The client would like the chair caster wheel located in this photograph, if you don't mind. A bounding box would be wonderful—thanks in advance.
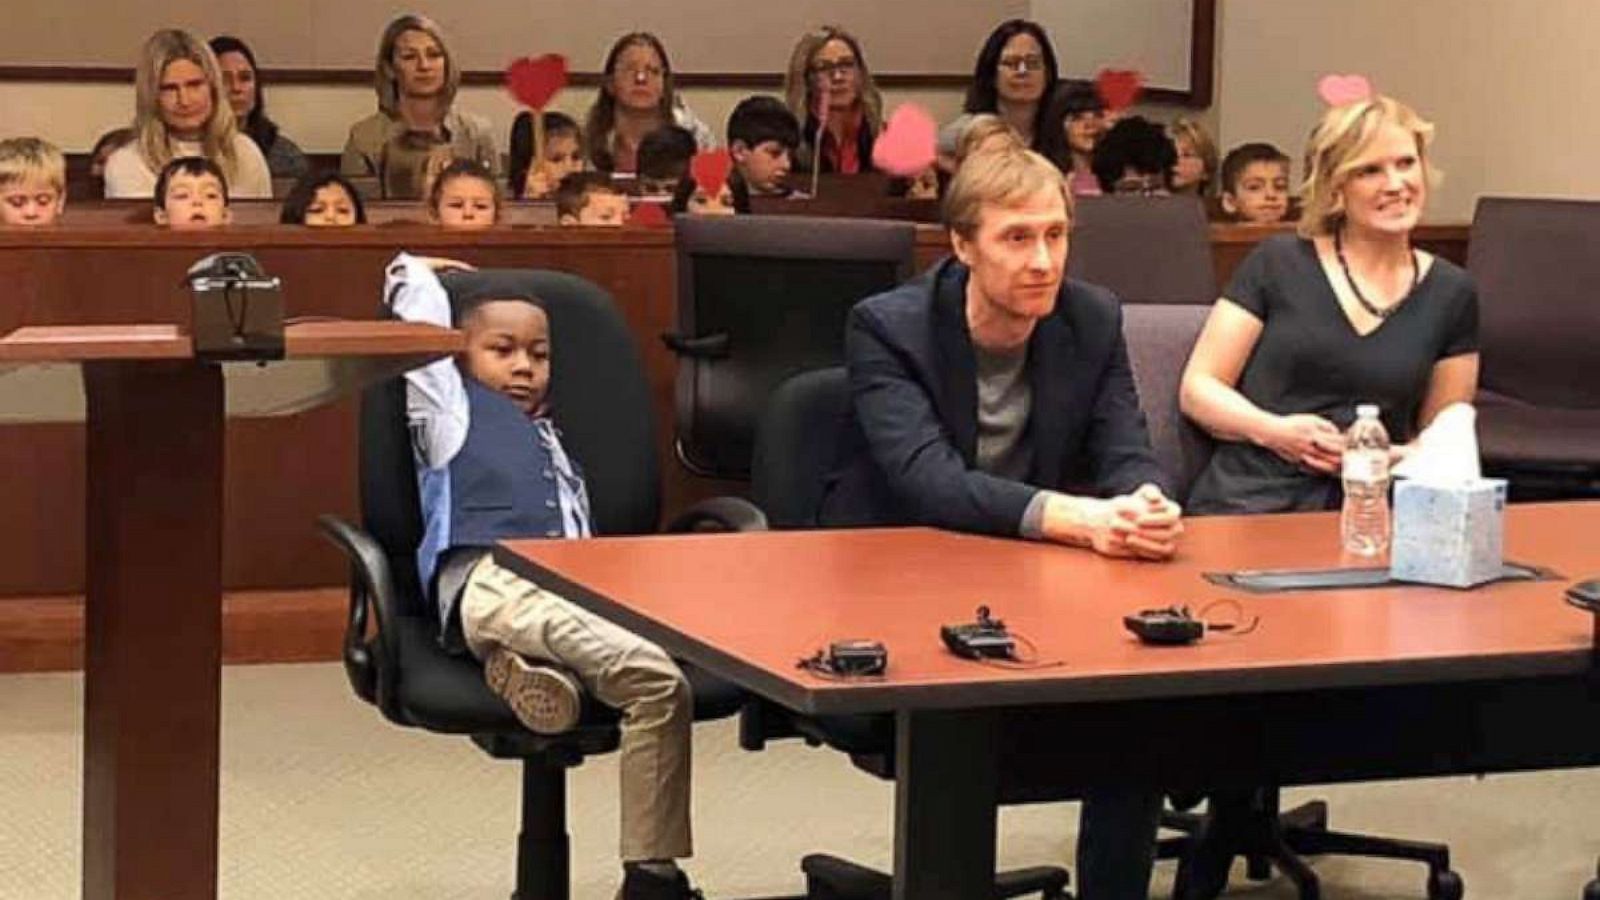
[1428,868,1464,900]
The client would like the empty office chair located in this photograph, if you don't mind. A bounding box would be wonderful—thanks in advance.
[745,366,1071,900]
[1120,306,1462,900]
[1066,195,1217,306]
[665,214,916,480]
[1468,197,1600,492]
[319,269,762,900]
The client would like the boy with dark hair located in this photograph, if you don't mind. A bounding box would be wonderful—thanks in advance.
[726,95,799,196]
[555,171,630,226]
[153,156,231,229]
[635,125,696,196]
[1218,141,1292,224]
[383,252,704,899]
[1089,115,1178,195]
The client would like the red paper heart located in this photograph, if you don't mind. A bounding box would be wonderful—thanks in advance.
[505,54,568,110]
[690,149,733,197]
[1317,73,1373,107]
[628,201,669,227]
[870,104,937,177]
[1095,69,1144,112]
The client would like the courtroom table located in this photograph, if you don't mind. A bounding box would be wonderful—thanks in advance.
[0,320,460,900]
[0,221,1469,660]
[497,503,1600,900]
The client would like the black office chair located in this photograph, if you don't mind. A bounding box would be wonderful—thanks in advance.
[318,268,763,900]
[664,214,917,480]
[1066,195,1217,307]
[1118,305,1463,900]
[745,366,1071,900]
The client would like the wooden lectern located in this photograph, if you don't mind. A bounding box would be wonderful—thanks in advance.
[0,321,460,900]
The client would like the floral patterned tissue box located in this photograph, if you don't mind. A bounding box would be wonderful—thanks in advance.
[1390,478,1508,588]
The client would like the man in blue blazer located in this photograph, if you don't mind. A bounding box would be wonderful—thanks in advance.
[820,146,1185,898]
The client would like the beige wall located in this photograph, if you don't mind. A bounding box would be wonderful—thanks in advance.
[1215,0,1600,222]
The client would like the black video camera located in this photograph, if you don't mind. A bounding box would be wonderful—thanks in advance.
[941,605,1016,660]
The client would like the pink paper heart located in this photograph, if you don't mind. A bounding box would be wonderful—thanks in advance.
[628,201,669,227]
[690,149,733,196]
[1095,69,1144,112]
[505,54,568,110]
[1317,74,1373,107]
[870,104,937,177]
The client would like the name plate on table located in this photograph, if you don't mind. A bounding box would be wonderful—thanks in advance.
[1390,478,1508,588]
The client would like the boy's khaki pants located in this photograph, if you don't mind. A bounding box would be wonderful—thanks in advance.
[460,557,693,862]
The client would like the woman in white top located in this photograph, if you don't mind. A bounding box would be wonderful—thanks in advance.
[103,29,272,200]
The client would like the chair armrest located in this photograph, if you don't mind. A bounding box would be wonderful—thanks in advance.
[316,514,409,725]
[664,495,769,533]
[660,331,730,358]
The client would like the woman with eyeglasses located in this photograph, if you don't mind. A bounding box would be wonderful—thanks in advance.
[959,19,1061,151]
[784,25,884,175]
[584,32,717,175]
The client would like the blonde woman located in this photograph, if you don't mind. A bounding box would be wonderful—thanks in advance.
[1167,117,1218,197]
[1180,95,1479,515]
[784,26,884,174]
[341,14,498,200]
[102,29,272,199]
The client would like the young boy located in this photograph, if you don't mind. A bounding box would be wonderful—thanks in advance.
[635,125,696,196]
[513,110,585,199]
[1219,142,1292,224]
[725,95,798,197]
[0,137,67,227]
[555,171,629,226]
[384,253,703,899]
[153,157,231,229]
[427,158,499,230]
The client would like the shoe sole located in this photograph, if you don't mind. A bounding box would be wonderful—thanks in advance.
[484,649,583,735]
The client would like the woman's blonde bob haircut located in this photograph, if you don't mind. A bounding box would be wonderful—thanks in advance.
[132,29,240,179]
[943,146,1072,239]
[374,14,460,116]
[782,25,884,132]
[1298,94,1438,238]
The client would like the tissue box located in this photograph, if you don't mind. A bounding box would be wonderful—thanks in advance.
[1389,478,1508,588]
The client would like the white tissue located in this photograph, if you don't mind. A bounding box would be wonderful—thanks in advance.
[1392,402,1481,483]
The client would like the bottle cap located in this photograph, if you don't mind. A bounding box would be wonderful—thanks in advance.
[1356,403,1379,419]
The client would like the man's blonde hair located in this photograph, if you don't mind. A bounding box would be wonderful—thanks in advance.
[133,30,241,180]
[0,137,66,193]
[943,147,1071,238]
[1298,95,1437,238]
[954,114,1025,167]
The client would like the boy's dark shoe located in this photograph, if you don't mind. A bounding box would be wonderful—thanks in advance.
[619,863,705,900]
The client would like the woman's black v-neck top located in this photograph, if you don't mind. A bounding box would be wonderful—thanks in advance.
[1185,234,1479,515]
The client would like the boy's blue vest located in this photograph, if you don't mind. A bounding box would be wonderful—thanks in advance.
[417,378,576,599]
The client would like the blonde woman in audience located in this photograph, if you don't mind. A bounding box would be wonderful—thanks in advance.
[584,32,717,174]
[342,14,498,200]
[1168,117,1218,197]
[1182,95,1479,516]
[0,138,67,227]
[103,29,272,200]
[785,25,884,175]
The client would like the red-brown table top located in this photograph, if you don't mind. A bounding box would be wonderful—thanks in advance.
[500,502,1600,715]
[0,320,459,362]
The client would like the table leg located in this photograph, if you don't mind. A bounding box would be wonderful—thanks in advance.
[892,708,999,900]
[81,361,224,900]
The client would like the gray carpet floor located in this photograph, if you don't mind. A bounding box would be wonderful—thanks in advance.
[0,663,1594,899]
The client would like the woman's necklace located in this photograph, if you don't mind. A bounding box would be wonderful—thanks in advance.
[1335,228,1420,320]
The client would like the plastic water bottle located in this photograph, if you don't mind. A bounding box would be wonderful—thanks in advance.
[1341,404,1391,556]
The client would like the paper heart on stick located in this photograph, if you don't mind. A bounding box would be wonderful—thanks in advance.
[1317,73,1374,107]
[505,54,568,110]
[1095,69,1144,112]
[870,104,937,177]
[629,201,669,227]
[690,149,733,196]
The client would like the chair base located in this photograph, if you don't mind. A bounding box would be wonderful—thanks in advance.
[800,853,1071,899]
[1169,793,1462,900]
[511,755,573,900]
